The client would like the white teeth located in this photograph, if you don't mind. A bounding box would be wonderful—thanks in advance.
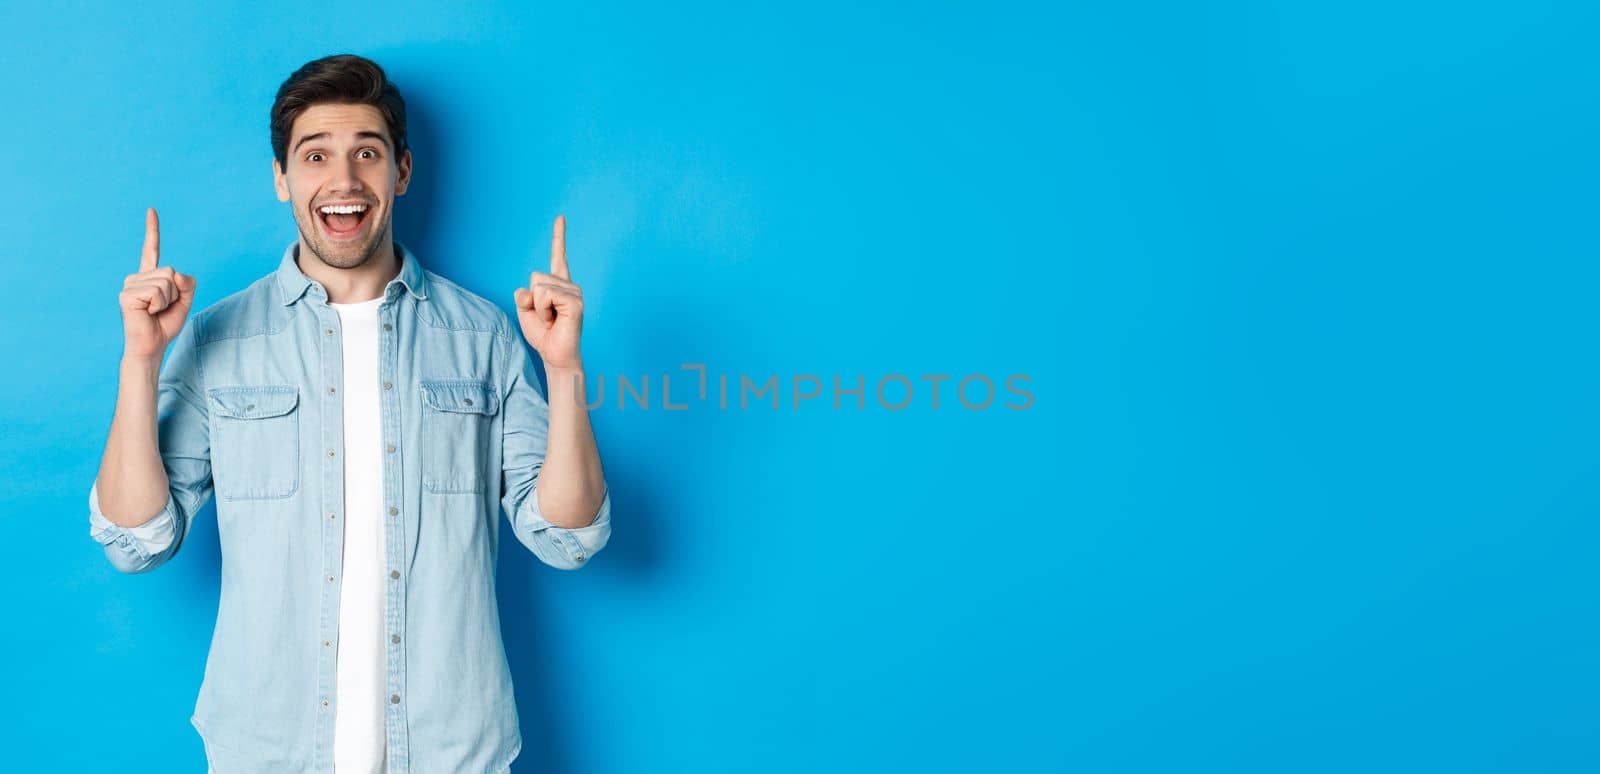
[318,204,369,215]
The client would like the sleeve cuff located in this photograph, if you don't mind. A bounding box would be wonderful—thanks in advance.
[517,486,612,569]
[89,481,179,563]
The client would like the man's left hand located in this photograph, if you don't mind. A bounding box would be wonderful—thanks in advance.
[514,214,585,371]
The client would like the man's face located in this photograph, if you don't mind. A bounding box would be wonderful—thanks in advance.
[273,103,411,270]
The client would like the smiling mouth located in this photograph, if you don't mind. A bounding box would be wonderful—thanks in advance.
[316,202,373,240]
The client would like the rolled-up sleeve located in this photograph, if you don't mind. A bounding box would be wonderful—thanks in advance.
[512,484,612,570]
[497,315,612,571]
[87,322,213,574]
[88,482,180,573]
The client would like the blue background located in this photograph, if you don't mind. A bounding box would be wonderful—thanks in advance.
[2,1,1596,771]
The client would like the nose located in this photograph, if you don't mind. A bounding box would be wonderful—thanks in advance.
[329,156,366,196]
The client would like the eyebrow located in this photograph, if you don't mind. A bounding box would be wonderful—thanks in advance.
[292,130,392,154]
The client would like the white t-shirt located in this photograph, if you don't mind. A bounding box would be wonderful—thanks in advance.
[329,295,387,773]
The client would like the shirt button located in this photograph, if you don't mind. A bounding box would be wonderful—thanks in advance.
[326,574,335,582]
[327,449,336,457]
[384,323,393,331]
[328,511,336,519]
[386,443,396,453]
[321,698,329,707]
[391,634,401,644]
[389,570,400,580]
[323,639,331,647]
[390,694,401,704]
[383,381,393,390]
[328,386,336,394]
[463,397,474,405]
[388,506,399,516]
[575,554,586,561]
[325,329,334,336]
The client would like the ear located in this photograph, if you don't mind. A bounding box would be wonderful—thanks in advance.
[395,149,412,196]
[273,158,290,202]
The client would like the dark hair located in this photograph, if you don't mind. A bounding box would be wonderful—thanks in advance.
[270,54,408,169]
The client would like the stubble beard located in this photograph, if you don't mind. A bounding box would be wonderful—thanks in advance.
[297,204,390,270]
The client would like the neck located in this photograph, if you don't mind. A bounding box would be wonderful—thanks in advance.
[295,234,400,303]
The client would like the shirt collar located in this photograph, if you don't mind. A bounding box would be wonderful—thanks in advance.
[274,240,430,306]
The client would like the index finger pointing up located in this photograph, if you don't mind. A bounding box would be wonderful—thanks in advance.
[550,214,569,280]
[141,207,160,271]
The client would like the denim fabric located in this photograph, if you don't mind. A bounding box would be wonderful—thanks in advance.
[87,240,612,773]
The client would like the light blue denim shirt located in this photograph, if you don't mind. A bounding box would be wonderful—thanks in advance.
[87,240,612,773]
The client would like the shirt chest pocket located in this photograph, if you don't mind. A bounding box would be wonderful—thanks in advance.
[208,385,301,501]
[420,379,499,494]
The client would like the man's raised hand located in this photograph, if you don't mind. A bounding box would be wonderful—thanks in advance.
[513,214,586,371]
[120,207,198,361]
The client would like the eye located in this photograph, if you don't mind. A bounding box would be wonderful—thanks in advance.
[306,152,325,163]
[358,148,378,160]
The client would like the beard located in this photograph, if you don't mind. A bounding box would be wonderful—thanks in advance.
[294,202,390,270]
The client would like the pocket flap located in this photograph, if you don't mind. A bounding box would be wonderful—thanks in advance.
[421,379,498,415]
[209,385,300,419]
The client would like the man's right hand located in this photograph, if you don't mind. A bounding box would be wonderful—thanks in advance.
[120,207,197,361]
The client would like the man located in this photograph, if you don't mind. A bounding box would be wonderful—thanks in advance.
[88,54,611,773]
